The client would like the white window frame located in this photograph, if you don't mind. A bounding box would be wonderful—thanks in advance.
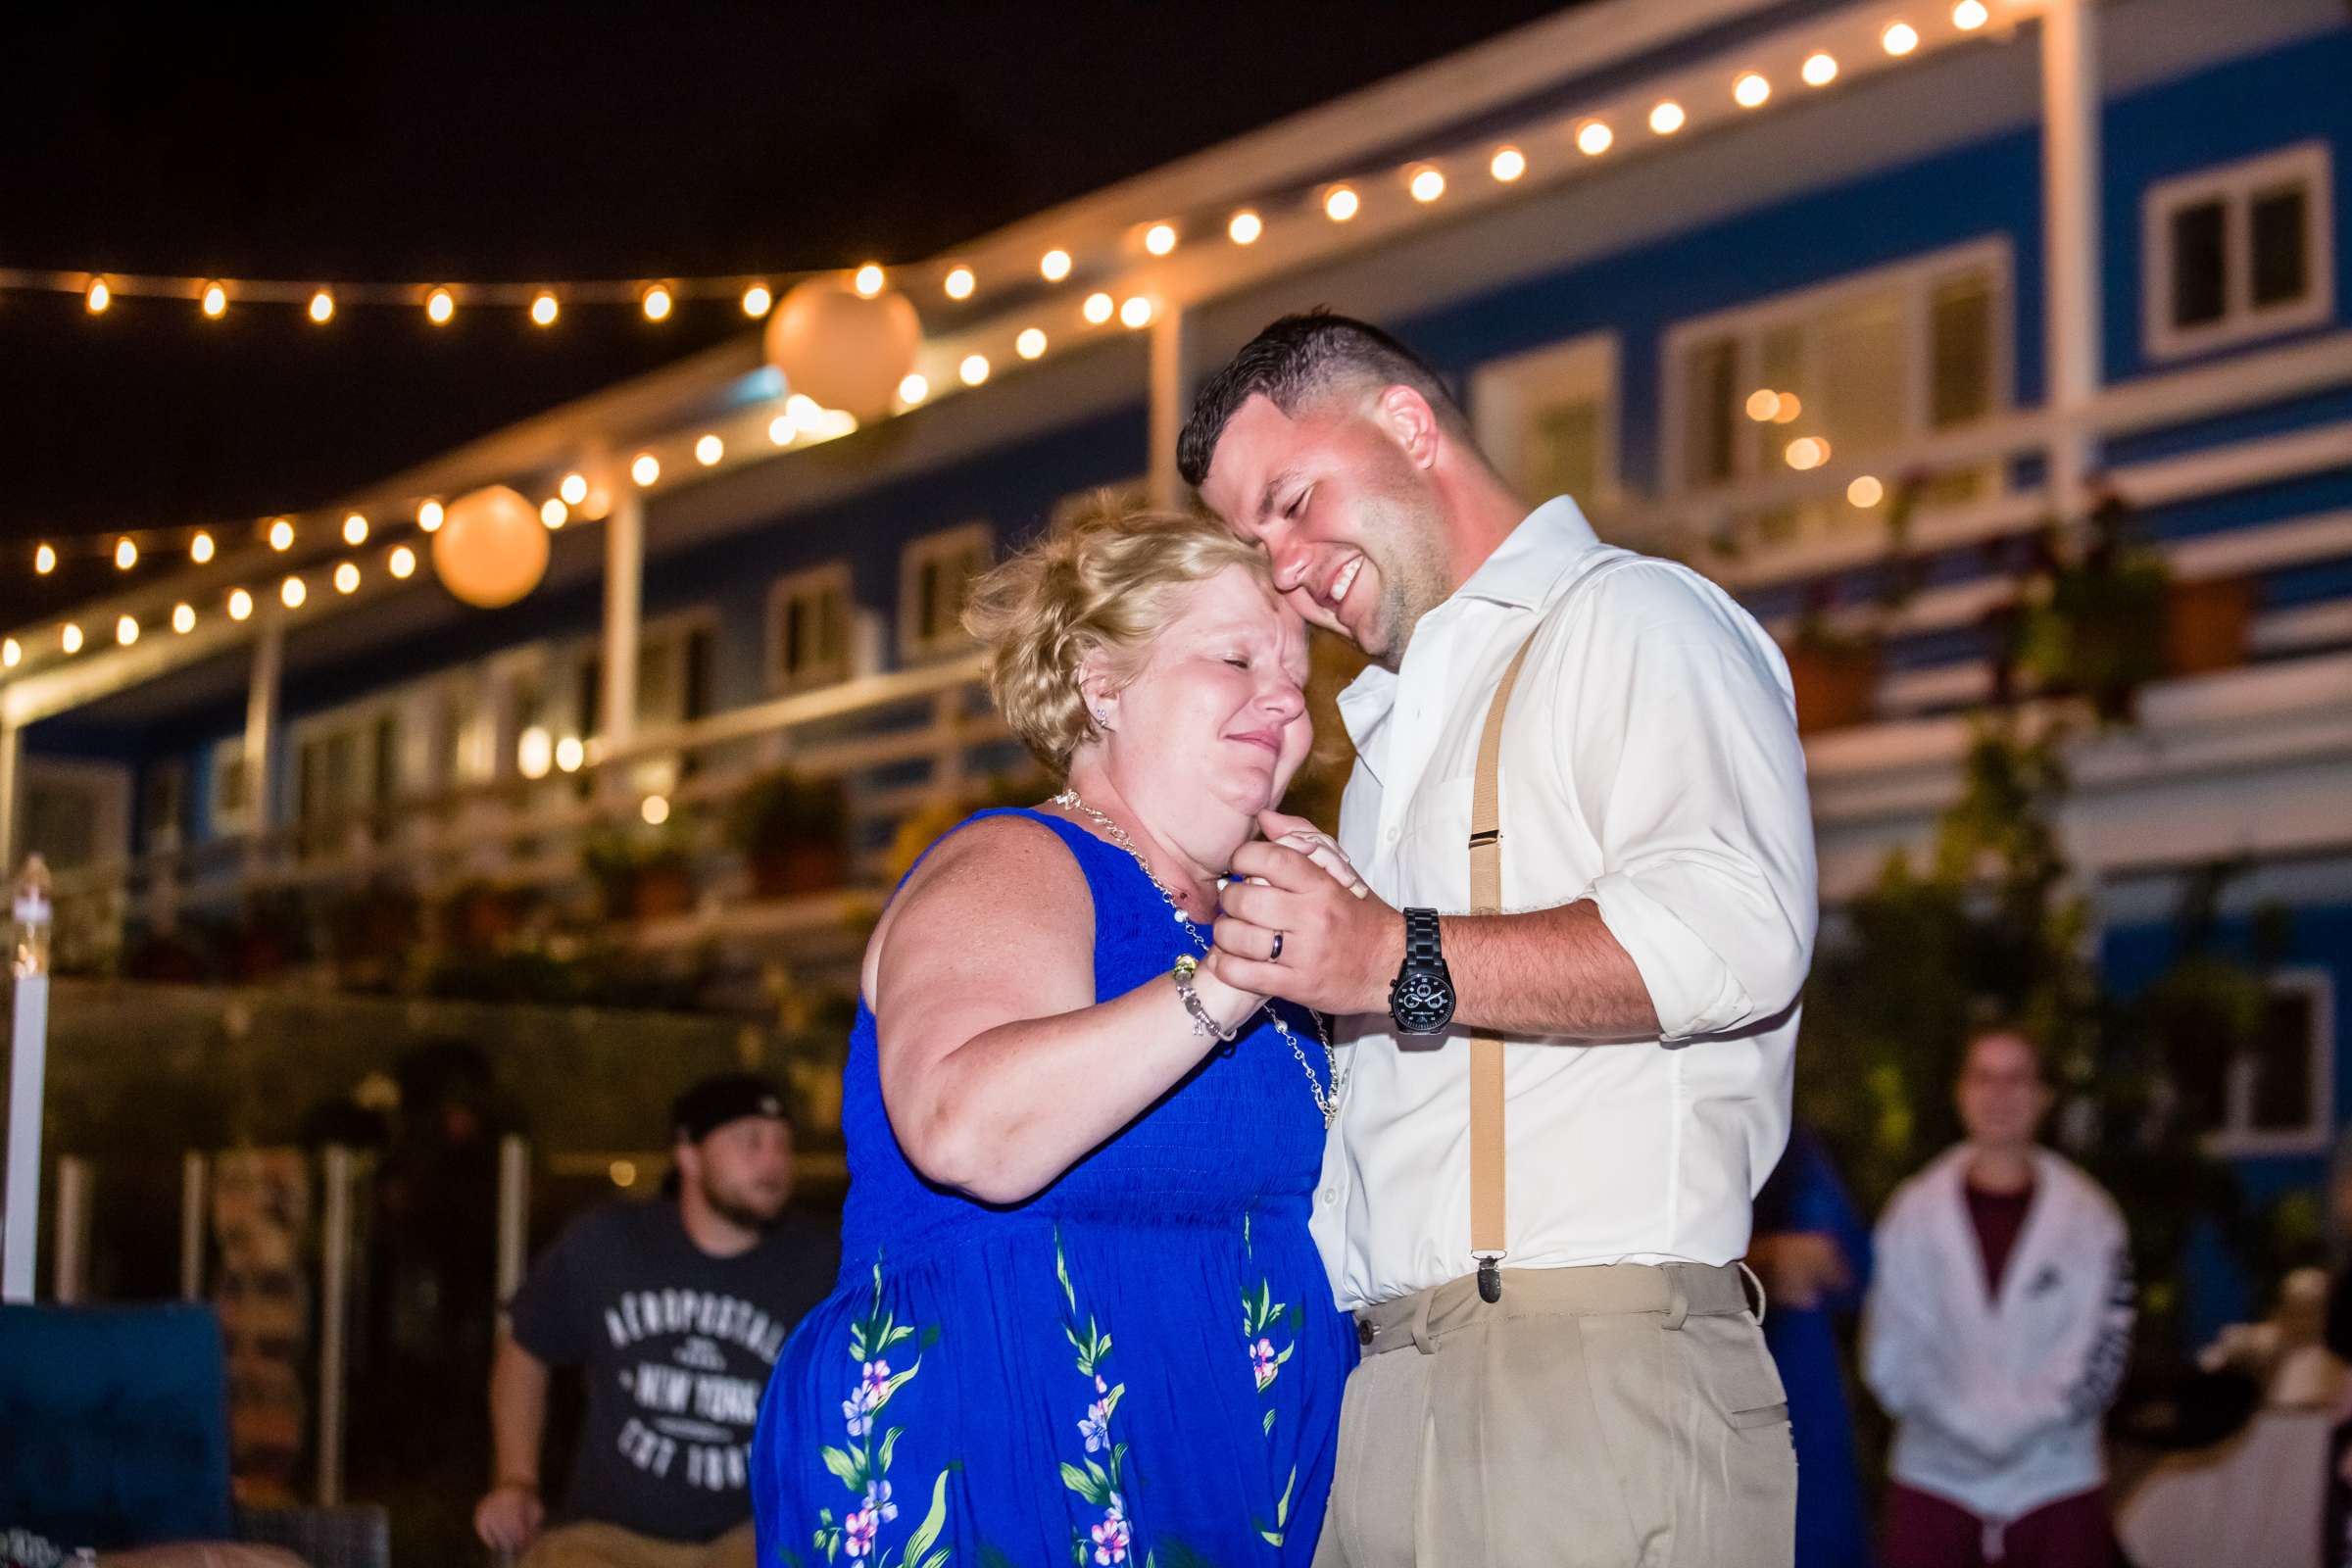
[765,561,857,696]
[19,757,131,871]
[288,694,407,845]
[2144,141,2334,363]
[899,521,994,663]
[2204,966,2335,1158]
[1472,331,1621,514]
[1660,236,2014,497]
[208,737,255,836]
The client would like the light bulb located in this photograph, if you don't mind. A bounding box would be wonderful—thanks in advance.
[1323,185,1359,222]
[1802,51,1838,86]
[899,374,929,406]
[191,530,216,564]
[85,278,111,314]
[1144,223,1177,256]
[768,413,797,445]
[1883,21,1920,54]
[116,614,139,646]
[556,736,584,772]
[269,519,295,551]
[1577,121,1613,156]
[641,795,670,825]
[1016,327,1047,360]
[1227,209,1263,244]
[1746,389,1783,421]
[854,264,886,298]
[172,603,196,634]
[425,288,455,324]
[34,543,56,574]
[309,289,335,323]
[62,623,82,654]
[517,727,552,780]
[1650,101,1687,135]
[1040,249,1072,281]
[389,545,416,578]
[1490,146,1527,181]
[541,498,568,528]
[227,589,254,621]
[695,434,724,466]
[530,291,559,326]
[641,285,672,321]
[281,575,307,608]
[943,266,975,301]
[334,561,361,594]
[417,500,444,531]
[1953,0,1989,29]
[741,283,773,317]
[631,454,661,486]
[1409,167,1446,203]
[959,354,990,387]
[1847,475,1886,508]
[1734,72,1771,108]
[115,537,138,570]
[1119,296,1153,328]
[1,639,16,668]
[342,513,368,546]
[1083,292,1113,324]
[560,472,588,506]
[201,283,227,318]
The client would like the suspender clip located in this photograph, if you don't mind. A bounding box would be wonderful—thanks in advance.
[1475,1252,1504,1303]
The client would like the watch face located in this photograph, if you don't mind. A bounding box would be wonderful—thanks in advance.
[1392,969,1455,1032]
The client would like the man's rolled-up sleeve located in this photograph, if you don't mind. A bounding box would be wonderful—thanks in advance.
[1557,568,1818,1042]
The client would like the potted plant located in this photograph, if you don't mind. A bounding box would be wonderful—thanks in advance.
[1784,580,1883,734]
[582,820,698,921]
[728,768,852,898]
[2011,493,2171,723]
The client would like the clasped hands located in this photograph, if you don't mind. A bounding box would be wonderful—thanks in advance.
[1207,809,1403,1018]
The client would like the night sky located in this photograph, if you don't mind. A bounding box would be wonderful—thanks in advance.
[1,3,1570,623]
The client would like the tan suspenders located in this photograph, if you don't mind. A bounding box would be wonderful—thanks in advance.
[1468,632,1539,1303]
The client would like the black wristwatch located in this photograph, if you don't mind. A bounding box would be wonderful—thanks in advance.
[1388,907,1457,1034]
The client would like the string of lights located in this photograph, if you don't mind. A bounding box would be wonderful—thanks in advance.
[4,0,2003,676]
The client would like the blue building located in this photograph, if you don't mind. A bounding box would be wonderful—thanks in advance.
[5,0,2346,1247]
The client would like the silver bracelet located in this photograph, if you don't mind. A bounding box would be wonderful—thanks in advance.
[1172,966,1240,1042]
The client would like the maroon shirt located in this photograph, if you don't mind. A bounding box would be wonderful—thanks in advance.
[1965,1177,2035,1301]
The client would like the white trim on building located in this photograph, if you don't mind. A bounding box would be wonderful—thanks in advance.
[2143,139,2335,363]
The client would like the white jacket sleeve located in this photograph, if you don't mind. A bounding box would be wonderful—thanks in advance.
[1563,568,1817,1043]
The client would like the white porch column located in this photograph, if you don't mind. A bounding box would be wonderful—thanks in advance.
[241,613,284,871]
[1148,306,1199,510]
[2040,0,2102,518]
[0,721,19,872]
[600,489,644,797]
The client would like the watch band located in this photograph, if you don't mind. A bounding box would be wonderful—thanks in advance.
[1401,907,1444,967]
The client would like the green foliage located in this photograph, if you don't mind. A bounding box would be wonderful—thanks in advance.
[2009,496,2173,723]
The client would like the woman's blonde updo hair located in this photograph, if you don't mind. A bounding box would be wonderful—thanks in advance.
[962,493,1276,772]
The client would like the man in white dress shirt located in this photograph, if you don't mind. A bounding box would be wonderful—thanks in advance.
[1182,313,1815,1566]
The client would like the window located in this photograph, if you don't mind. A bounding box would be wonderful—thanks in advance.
[208,739,252,836]
[1664,241,2010,527]
[2199,969,2334,1155]
[291,700,405,855]
[1473,333,1619,520]
[767,563,855,694]
[141,760,187,854]
[900,522,993,662]
[2145,142,2333,361]
[19,760,129,872]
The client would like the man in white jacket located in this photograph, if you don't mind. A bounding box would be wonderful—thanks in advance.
[1864,1025,2133,1567]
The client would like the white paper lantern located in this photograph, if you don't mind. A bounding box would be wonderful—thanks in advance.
[433,484,549,609]
[763,275,922,421]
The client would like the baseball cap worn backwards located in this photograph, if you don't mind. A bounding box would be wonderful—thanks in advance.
[671,1072,789,1144]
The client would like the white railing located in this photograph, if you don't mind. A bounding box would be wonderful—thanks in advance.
[42,331,2352,956]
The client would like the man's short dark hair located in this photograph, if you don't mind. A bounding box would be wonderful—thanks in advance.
[1176,311,1469,490]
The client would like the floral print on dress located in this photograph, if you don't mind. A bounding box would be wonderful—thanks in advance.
[1243,1212,1304,1548]
[794,1256,956,1568]
[1054,1229,1159,1568]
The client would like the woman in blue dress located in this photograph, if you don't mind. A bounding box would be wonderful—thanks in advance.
[754,500,1356,1567]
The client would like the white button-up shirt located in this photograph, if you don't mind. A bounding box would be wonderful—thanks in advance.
[1313,497,1817,1312]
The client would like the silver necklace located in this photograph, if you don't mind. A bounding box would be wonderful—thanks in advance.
[1052,790,1345,1127]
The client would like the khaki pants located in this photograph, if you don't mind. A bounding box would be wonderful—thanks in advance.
[522,1520,756,1568]
[1312,1262,1794,1568]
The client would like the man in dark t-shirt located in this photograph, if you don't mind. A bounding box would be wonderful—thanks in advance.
[474,1074,835,1568]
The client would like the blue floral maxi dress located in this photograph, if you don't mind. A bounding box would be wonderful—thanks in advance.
[753,810,1352,1568]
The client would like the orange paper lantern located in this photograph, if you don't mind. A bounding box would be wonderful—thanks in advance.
[433,485,549,609]
[763,275,922,421]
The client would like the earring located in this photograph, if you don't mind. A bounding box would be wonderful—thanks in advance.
[1093,706,1110,726]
